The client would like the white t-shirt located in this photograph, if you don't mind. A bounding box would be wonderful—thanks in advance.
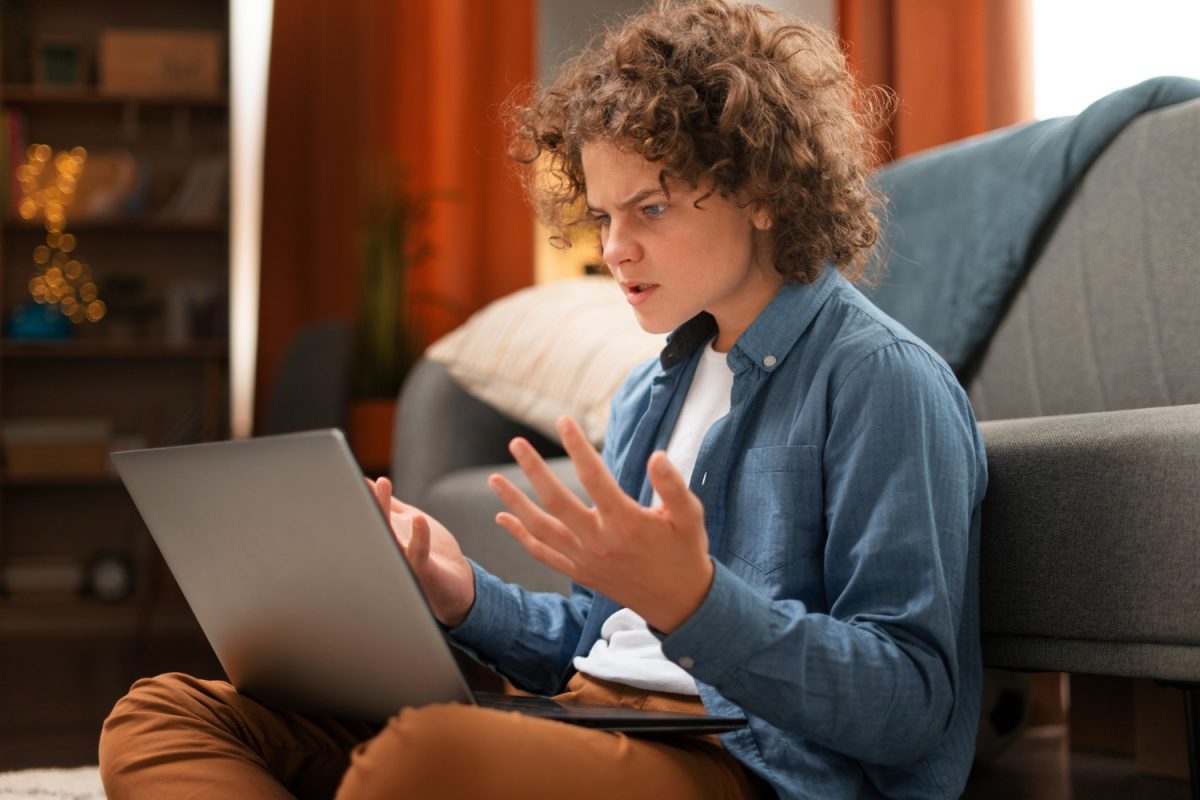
[572,341,733,695]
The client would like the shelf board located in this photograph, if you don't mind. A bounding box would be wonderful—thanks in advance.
[1,84,228,108]
[1,473,123,488]
[0,596,198,639]
[1,340,228,359]
[2,216,227,234]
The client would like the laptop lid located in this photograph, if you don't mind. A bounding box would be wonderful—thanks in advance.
[112,430,474,722]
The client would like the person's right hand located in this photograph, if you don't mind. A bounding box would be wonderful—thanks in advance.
[367,477,476,628]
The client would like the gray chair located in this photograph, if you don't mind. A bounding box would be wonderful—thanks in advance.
[263,319,355,436]
[392,98,1200,790]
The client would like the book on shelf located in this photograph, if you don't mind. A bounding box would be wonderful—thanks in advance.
[160,153,227,223]
[0,417,113,479]
[1,557,86,596]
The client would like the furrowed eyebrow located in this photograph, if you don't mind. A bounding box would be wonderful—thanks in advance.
[586,187,665,215]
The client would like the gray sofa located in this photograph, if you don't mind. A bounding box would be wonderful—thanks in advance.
[392,98,1200,786]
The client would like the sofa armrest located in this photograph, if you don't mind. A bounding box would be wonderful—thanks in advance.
[391,358,566,504]
[979,403,1200,681]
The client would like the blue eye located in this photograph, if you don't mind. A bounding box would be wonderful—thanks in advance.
[643,203,666,218]
[594,214,611,226]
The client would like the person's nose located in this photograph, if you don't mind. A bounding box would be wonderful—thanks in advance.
[602,219,642,268]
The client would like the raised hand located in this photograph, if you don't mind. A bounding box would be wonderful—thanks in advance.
[367,477,476,628]
[488,417,714,634]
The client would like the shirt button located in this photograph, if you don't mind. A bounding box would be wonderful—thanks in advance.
[678,656,695,669]
[763,355,777,368]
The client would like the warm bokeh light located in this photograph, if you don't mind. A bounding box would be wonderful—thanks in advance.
[17,143,105,322]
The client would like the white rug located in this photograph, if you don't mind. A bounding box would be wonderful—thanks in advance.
[0,767,104,800]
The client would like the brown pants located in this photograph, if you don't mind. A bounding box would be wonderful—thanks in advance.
[98,671,760,799]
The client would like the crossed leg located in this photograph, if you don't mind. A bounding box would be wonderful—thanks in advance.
[99,672,758,799]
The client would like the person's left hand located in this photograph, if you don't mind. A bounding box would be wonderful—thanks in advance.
[487,416,714,634]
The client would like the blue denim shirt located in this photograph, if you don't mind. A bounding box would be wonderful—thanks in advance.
[452,268,986,799]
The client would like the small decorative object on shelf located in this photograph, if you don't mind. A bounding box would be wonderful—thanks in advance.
[33,36,86,89]
[84,551,136,603]
[4,301,72,340]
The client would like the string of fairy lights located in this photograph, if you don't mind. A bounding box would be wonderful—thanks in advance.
[16,144,107,324]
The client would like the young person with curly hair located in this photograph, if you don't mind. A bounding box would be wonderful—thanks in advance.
[99,2,986,797]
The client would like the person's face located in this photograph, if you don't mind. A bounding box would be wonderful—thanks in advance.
[581,142,782,352]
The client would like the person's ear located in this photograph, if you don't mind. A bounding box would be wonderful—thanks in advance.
[750,203,773,231]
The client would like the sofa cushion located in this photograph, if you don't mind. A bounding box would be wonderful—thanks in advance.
[426,277,665,446]
[978,403,1200,681]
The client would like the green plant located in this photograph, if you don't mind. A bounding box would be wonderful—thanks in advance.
[352,169,432,399]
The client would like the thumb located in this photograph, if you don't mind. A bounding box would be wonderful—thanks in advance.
[409,514,432,567]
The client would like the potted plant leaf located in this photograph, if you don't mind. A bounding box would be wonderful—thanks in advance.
[349,167,432,471]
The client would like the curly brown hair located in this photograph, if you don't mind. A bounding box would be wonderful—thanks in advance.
[509,0,888,283]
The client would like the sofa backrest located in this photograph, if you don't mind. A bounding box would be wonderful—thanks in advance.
[968,99,1200,420]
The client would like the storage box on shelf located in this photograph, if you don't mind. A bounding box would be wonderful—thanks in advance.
[97,29,223,98]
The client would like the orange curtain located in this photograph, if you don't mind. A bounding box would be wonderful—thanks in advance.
[839,0,1034,161]
[255,0,535,428]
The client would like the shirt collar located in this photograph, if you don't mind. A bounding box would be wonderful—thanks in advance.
[659,267,841,373]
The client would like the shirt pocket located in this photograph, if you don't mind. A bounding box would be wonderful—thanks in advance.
[724,444,823,576]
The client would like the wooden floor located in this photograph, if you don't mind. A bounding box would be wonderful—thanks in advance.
[964,725,1191,799]
[0,635,1193,798]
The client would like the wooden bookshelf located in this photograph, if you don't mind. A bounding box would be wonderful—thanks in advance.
[1,0,231,642]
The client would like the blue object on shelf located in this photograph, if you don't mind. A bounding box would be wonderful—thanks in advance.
[5,302,74,340]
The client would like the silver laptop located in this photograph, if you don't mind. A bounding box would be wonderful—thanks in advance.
[111,430,745,733]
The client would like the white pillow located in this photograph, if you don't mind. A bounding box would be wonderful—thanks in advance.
[425,277,666,446]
